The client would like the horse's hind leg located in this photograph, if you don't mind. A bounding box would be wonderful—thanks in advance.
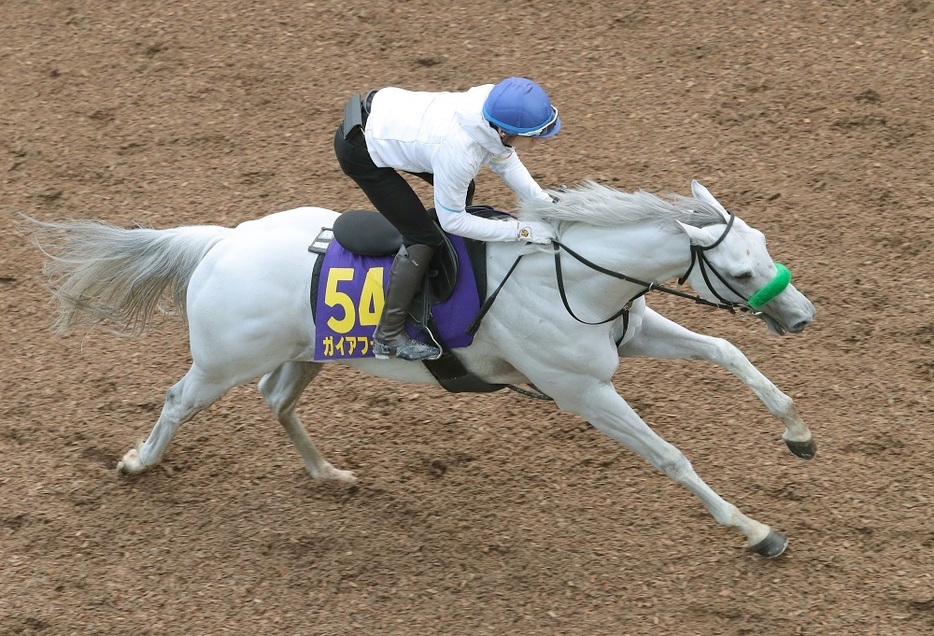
[619,307,816,459]
[258,361,356,482]
[117,367,230,474]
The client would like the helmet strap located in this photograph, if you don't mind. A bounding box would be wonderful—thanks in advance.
[486,120,516,147]
[496,128,516,147]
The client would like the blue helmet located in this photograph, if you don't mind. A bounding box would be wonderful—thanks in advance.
[482,77,561,138]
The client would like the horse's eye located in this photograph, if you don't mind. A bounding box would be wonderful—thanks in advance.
[733,271,754,280]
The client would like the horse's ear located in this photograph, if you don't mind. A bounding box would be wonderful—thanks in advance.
[677,220,719,246]
[691,180,730,218]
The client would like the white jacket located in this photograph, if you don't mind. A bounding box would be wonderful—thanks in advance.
[364,85,553,242]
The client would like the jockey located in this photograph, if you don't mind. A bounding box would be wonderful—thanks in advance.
[334,76,561,361]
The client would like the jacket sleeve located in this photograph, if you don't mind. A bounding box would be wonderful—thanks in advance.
[432,146,523,242]
[435,207,521,242]
[489,152,553,203]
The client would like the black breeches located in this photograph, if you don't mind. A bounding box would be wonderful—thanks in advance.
[333,126,474,248]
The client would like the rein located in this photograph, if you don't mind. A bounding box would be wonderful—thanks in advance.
[465,253,525,335]
[552,240,742,325]
[468,210,790,334]
[554,210,800,326]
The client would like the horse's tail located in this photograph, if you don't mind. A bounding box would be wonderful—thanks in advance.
[28,217,231,335]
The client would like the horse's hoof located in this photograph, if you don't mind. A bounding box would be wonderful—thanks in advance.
[785,438,817,460]
[329,468,357,483]
[313,463,357,483]
[116,448,143,475]
[750,530,788,558]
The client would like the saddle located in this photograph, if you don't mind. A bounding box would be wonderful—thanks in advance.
[331,209,460,323]
[310,207,506,393]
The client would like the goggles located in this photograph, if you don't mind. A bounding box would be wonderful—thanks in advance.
[514,106,559,137]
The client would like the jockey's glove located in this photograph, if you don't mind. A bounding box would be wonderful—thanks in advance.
[515,220,555,244]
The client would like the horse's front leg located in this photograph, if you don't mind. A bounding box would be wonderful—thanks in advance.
[618,306,815,459]
[549,379,788,557]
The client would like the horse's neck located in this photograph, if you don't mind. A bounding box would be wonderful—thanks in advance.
[553,222,690,310]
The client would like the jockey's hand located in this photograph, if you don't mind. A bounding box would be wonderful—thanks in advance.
[515,220,555,244]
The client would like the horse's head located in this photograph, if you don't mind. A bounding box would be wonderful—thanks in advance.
[676,181,815,335]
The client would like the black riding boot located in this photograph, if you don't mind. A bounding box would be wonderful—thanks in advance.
[372,244,442,361]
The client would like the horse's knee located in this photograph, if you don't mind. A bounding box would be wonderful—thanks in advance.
[658,451,693,481]
[258,363,319,417]
[259,379,290,417]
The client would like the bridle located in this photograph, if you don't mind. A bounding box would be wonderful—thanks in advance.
[676,211,755,309]
[553,210,764,326]
[467,210,789,335]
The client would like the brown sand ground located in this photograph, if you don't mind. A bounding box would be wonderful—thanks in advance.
[1,1,932,634]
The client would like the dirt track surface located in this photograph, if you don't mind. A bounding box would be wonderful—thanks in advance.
[2,1,932,634]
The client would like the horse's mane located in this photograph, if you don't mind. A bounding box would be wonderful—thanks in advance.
[518,181,726,231]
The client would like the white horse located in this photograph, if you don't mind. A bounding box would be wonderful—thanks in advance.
[30,180,816,558]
